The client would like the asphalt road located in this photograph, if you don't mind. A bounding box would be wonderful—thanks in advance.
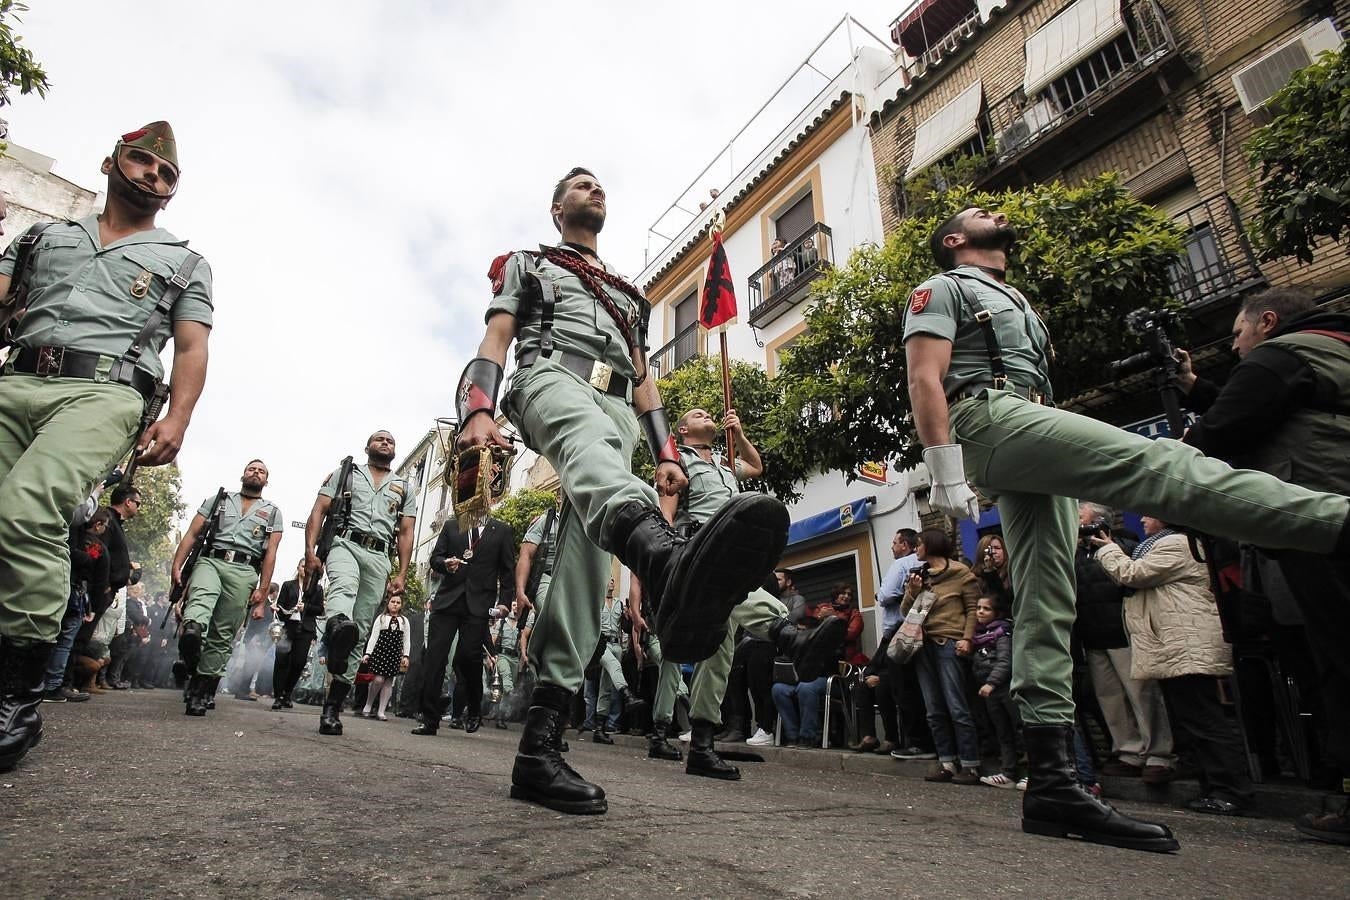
[3,691,1347,899]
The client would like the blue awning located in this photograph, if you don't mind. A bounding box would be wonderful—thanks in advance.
[787,496,874,546]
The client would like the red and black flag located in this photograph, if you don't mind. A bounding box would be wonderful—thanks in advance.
[699,231,737,330]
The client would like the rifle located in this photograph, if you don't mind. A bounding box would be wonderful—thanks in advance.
[308,456,355,590]
[162,486,227,629]
[121,382,170,487]
[524,505,558,603]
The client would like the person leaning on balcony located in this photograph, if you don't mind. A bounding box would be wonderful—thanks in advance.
[1177,286,1350,846]
[769,237,797,294]
[902,205,1350,854]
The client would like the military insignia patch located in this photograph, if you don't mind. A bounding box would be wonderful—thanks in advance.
[388,500,398,515]
[909,288,932,314]
[131,270,153,299]
[488,253,511,296]
[252,524,263,539]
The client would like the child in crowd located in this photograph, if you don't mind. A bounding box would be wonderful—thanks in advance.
[971,594,1021,787]
[360,594,411,721]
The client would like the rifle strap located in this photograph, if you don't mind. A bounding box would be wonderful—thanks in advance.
[108,251,201,389]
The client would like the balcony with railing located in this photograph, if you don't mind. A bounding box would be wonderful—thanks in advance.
[747,223,834,328]
[982,0,1187,185]
[891,0,980,72]
[650,323,701,379]
[1168,193,1266,314]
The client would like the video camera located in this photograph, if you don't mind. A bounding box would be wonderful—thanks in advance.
[1078,518,1108,542]
[1108,307,1184,380]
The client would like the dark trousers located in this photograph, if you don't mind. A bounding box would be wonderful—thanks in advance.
[718,639,751,729]
[742,639,777,733]
[983,683,1023,773]
[1160,674,1254,805]
[420,603,488,724]
[272,620,314,698]
[857,664,901,744]
[1277,552,1350,775]
[895,659,934,751]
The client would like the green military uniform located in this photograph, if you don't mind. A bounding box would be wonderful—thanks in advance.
[0,215,213,644]
[490,615,520,697]
[645,636,689,730]
[522,509,559,623]
[319,464,416,683]
[902,265,1350,727]
[595,596,634,722]
[670,445,788,726]
[491,245,654,694]
[183,493,283,677]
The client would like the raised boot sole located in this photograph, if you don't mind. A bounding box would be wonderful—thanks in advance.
[509,784,608,815]
[657,494,789,663]
[1022,816,1180,853]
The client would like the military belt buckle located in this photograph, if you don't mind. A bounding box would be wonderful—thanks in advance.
[992,374,1008,390]
[589,361,613,392]
[36,346,66,376]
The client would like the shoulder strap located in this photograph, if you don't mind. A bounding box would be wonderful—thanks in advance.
[2,223,56,303]
[109,251,201,385]
[516,252,558,359]
[942,273,1008,389]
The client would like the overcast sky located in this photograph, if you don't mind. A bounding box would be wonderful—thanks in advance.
[4,1,894,568]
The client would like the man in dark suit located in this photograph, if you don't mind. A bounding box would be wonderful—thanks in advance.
[412,514,515,735]
[271,561,325,710]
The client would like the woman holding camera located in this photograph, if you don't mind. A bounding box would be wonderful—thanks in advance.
[972,534,1013,606]
[901,529,983,784]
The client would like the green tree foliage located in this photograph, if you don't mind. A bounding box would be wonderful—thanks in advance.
[106,464,187,597]
[397,568,428,613]
[0,1,49,107]
[632,356,801,501]
[494,487,559,545]
[769,175,1184,479]
[1244,45,1350,263]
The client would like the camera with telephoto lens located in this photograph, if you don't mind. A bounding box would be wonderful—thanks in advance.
[1109,307,1183,380]
[1079,519,1108,541]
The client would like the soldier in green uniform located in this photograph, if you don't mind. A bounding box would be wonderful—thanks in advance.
[635,407,846,779]
[303,431,416,736]
[636,631,689,761]
[487,608,521,729]
[455,167,789,815]
[514,505,559,663]
[903,206,1350,853]
[591,586,646,743]
[173,460,284,715]
[0,122,213,772]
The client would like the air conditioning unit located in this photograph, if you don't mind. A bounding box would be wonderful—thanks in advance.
[1232,18,1342,114]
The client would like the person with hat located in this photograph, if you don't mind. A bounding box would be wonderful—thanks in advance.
[303,431,416,736]
[173,461,284,715]
[0,122,213,772]
[455,167,790,815]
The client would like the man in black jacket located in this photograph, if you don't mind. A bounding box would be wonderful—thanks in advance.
[1074,503,1173,783]
[412,514,516,735]
[271,562,324,710]
[1179,286,1350,845]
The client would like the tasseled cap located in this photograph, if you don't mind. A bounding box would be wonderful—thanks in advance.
[117,121,178,170]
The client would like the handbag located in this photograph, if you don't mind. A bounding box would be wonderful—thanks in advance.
[887,590,937,664]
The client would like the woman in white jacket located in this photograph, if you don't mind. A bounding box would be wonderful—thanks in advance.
[1092,516,1254,816]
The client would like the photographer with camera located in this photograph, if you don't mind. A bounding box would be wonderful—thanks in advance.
[1177,286,1350,845]
[1074,504,1174,785]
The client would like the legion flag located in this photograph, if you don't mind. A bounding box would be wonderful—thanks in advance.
[699,231,737,330]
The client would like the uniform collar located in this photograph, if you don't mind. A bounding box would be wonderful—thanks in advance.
[547,241,612,274]
[75,215,186,251]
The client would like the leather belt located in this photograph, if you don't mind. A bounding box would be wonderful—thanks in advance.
[342,529,390,553]
[948,382,1054,407]
[6,346,159,402]
[519,349,631,399]
[207,548,262,570]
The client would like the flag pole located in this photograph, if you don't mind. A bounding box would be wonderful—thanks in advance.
[710,211,736,473]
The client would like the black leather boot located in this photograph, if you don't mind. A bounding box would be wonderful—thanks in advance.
[270,693,285,711]
[769,615,847,682]
[686,719,740,780]
[184,675,206,716]
[510,684,607,814]
[1022,725,1179,852]
[592,725,614,744]
[319,680,350,735]
[178,621,203,676]
[609,494,788,664]
[648,730,683,761]
[619,686,647,721]
[715,714,747,743]
[323,616,359,676]
[0,639,55,773]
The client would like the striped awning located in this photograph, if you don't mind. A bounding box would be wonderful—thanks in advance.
[906,80,984,177]
[1023,0,1126,96]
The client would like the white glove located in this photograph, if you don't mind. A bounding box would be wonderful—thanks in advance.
[923,444,981,523]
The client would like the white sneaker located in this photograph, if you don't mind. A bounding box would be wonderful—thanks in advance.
[1015,777,1028,791]
[746,728,773,747]
[679,730,692,743]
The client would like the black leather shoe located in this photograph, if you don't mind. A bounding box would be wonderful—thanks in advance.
[184,674,212,717]
[464,716,482,734]
[648,733,683,761]
[685,719,741,780]
[0,639,55,773]
[410,722,439,737]
[271,696,285,711]
[447,716,465,730]
[281,695,294,709]
[592,728,614,744]
[323,616,359,676]
[1188,796,1248,816]
[510,684,607,815]
[618,687,647,721]
[1021,725,1179,852]
[319,681,350,735]
[610,494,788,664]
[770,615,847,683]
[495,718,508,729]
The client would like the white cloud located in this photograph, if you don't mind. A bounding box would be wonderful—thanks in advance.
[4,0,892,567]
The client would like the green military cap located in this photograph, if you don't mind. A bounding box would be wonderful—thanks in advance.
[118,121,178,171]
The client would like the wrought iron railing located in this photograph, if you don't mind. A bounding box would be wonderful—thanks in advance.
[650,323,701,378]
[1168,193,1266,308]
[747,223,834,327]
[987,0,1177,164]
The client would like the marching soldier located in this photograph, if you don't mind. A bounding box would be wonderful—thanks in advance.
[636,408,846,779]
[591,581,646,743]
[902,206,1350,852]
[304,431,416,736]
[455,168,789,814]
[0,122,213,771]
[173,460,284,715]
